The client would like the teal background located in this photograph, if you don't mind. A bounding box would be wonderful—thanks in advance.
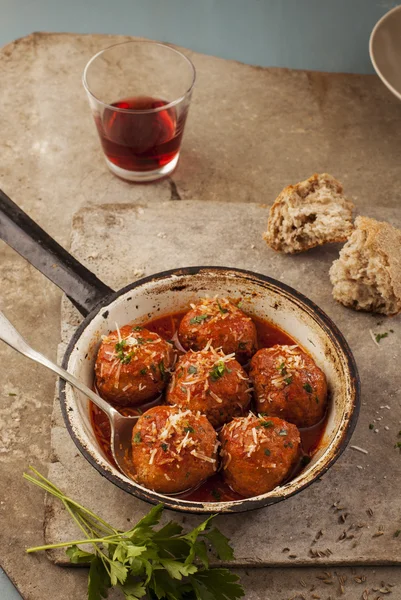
[0,0,398,73]
[0,0,398,598]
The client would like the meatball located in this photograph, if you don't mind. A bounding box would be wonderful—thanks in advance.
[166,345,251,428]
[95,324,176,406]
[250,345,327,428]
[178,297,257,362]
[219,413,300,497]
[131,405,218,494]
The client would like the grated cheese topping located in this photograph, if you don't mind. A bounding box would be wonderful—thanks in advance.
[171,345,250,407]
[137,409,217,467]
[221,412,286,461]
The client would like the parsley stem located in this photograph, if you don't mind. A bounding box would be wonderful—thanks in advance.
[24,469,117,535]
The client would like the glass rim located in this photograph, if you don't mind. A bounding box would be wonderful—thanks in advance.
[82,40,196,114]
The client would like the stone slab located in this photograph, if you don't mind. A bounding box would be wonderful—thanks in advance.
[45,200,401,569]
[1,31,401,600]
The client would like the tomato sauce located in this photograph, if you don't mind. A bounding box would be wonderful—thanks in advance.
[90,310,327,502]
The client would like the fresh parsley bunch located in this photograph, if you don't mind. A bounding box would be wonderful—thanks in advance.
[24,468,244,600]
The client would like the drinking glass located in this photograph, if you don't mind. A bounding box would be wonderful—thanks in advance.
[83,41,196,182]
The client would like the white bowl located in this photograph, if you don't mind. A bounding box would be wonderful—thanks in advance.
[370,4,401,100]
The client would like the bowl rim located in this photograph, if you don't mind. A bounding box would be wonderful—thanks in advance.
[369,3,401,101]
[59,265,360,514]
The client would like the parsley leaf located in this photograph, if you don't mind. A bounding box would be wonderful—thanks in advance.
[205,527,234,560]
[375,332,389,343]
[303,383,313,393]
[188,365,198,375]
[209,362,228,381]
[189,314,209,325]
[216,300,229,315]
[24,468,244,600]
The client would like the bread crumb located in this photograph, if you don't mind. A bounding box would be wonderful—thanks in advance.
[263,173,354,254]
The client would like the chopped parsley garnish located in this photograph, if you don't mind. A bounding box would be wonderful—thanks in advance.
[260,420,274,428]
[375,332,389,343]
[284,377,292,385]
[140,368,147,375]
[284,441,294,449]
[120,353,133,365]
[277,362,287,376]
[184,426,195,433]
[394,530,401,538]
[189,314,209,325]
[8,392,17,396]
[303,383,313,393]
[278,429,288,436]
[210,362,228,381]
[115,339,127,361]
[217,300,229,315]
[132,325,142,331]
[211,489,221,501]
[264,448,271,456]
[188,365,198,375]
[369,423,374,430]
[238,341,247,350]
[395,441,401,450]
[315,396,319,404]
[180,385,187,394]
[161,443,168,452]
[133,432,141,443]
[159,361,166,381]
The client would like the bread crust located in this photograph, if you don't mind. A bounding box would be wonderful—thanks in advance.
[330,216,401,316]
[263,173,354,254]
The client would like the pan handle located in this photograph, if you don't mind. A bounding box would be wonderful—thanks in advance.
[0,189,115,317]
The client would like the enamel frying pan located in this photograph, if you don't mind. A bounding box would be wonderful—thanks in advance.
[0,189,360,514]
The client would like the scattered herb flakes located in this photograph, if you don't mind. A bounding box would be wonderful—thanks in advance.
[188,365,198,375]
[264,448,271,456]
[369,423,374,430]
[161,443,168,452]
[238,341,247,350]
[139,368,147,376]
[217,300,229,315]
[8,392,17,396]
[190,314,209,325]
[210,362,228,381]
[375,332,389,343]
[180,385,187,394]
[284,376,292,385]
[278,429,288,436]
[24,468,244,600]
[395,441,401,451]
[184,426,195,434]
[303,383,313,393]
[132,325,142,331]
[394,530,401,538]
[133,432,141,443]
[260,420,274,429]
[284,441,294,449]
[158,361,166,381]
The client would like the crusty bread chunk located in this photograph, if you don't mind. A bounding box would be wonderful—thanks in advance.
[329,216,401,316]
[263,173,354,253]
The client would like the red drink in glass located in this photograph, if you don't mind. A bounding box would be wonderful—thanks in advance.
[83,41,195,182]
[96,96,185,172]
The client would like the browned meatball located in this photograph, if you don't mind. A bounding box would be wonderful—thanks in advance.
[95,324,176,407]
[178,297,257,362]
[166,346,251,428]
[219,413,300,497]
[131,405,218,494]
[250,345,327,428]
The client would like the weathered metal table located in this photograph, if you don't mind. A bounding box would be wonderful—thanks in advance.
[0,33,400,600]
